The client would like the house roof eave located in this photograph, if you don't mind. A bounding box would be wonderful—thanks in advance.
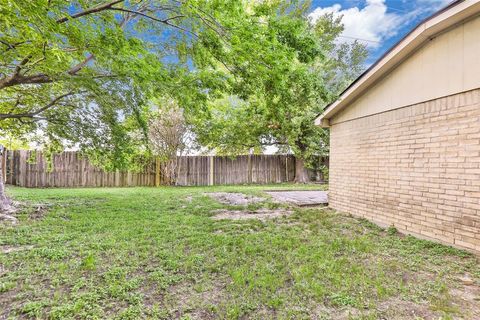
[315,0,480,127]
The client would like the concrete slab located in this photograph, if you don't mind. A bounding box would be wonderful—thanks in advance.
[265,190,328,207]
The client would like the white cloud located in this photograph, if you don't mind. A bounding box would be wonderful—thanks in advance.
[309,0,441,48]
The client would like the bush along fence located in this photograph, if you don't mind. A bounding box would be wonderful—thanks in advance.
[1,150,327,188]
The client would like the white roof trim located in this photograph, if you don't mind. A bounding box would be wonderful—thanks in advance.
[315,0,480,127]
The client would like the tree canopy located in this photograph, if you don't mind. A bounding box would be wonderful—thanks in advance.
[186,8,367,181]
[1,0,258,167]
[1,0,366,179]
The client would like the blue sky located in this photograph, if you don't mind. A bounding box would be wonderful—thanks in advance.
[308,0,452,65]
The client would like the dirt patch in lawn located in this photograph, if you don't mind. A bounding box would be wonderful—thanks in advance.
[206,192,265,205]
[165,279,229,319]
[375,298,441,319]
[313,300,440,320]
[449,280,480,319]
[212,208,293,221]
[0,245,34,254]
[27,203,52,220]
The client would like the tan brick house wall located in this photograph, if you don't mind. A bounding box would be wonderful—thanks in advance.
[329,88,480,252]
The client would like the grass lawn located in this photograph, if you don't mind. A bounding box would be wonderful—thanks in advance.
[1,185,479,319]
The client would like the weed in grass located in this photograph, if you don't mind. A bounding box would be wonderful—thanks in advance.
[387,225,398,236]
[81,253,96,270]
[330,292,357,307]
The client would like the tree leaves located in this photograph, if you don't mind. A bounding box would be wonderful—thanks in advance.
[0,0,234,168]
[187,4,367,167]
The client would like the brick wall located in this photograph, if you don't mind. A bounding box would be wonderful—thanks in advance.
[329,88,480,253]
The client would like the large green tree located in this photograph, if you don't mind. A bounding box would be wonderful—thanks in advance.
[188,9,367,182]
[0,0,239,154]
[0,0,275,211]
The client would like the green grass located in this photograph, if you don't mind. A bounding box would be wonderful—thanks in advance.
[1,185,479,319]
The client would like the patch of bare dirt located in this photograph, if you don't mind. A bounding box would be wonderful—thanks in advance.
[165,279,229,319]
[27,203,52,220]
[206,192,265,205]
[313,306,363,320]
[376,298,441,319]
[0,245,34,254]
[211,208,293,221]
[373,274,480,319]
[449,278,480,319]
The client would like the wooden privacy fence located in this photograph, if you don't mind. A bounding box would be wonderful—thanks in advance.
[2,150,302,188]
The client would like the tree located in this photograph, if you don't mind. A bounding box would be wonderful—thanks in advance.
[148,99,193,185]
[0,0,253,211]
[187,11,367,182]
[0,1,141,210]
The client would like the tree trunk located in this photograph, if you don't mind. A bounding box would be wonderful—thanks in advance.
[0,153,17,224]
[0,150,11,212]
[294,157,309,184]
[0,177,11,212]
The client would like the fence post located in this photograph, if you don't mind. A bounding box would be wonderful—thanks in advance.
[247,154,252,184]
[0,145,5,183]
[285,156,288,182]
[155,157,161,187]
[209,156,214,186]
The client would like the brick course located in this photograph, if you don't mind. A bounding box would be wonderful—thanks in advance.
[329,88,480,253]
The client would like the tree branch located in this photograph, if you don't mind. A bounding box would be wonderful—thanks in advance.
[14,55,32,75]
[0,40,15,50]
[30,91,78,115]
[56,0,124,23]
[172,0,227,38]
[0,0,205,90]
[0,40,27,52]
[0,91,80,120]
[68,54,95,75]
[108,7,195,37]
[0,73,51,90]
